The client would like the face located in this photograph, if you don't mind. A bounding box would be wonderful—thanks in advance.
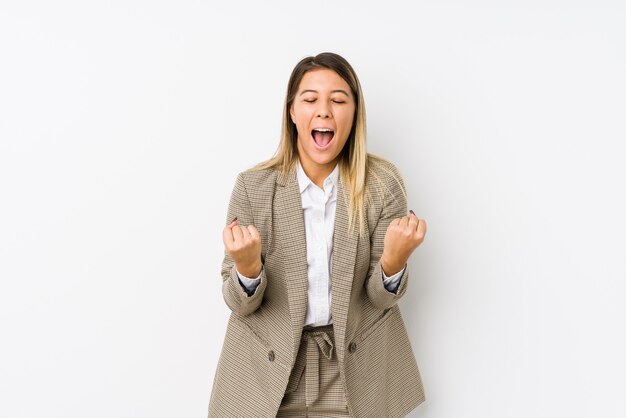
[289,68,356,177]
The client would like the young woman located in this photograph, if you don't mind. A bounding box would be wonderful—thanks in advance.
[208,52,427,417]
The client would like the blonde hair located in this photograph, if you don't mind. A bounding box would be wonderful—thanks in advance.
[254,52,403,237]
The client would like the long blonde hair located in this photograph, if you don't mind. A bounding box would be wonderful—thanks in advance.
[254,52,390,237]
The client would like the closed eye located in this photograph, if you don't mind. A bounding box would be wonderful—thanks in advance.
[303,99,346,104]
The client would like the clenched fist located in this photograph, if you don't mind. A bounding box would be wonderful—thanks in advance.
[380,211,427,276]
[223,217,262,277]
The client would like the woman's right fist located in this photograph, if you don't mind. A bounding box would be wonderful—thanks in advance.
[222,217,262,277]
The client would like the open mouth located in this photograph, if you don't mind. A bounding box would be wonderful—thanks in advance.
[311,128,335,149]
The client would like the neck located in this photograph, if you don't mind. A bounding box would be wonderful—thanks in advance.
[299,157,338,189]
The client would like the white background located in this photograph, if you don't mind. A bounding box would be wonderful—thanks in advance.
[1,1,625,417]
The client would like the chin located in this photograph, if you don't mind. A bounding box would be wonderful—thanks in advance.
[311,150,340,165]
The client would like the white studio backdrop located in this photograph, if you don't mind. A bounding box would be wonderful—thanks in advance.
[1,1,625,417]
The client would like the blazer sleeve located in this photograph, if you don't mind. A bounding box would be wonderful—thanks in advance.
[364,164,411,309]
[220,172,267,316]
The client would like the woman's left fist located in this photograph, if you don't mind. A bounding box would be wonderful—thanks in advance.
[380,211,427,276]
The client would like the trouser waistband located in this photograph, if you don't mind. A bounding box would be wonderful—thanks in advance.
[302,323,334,333]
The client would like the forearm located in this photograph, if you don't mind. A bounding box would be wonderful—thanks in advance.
[222,260,266,316]
[366,259,409,309]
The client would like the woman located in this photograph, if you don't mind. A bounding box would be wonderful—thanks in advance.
[208,52,427,417]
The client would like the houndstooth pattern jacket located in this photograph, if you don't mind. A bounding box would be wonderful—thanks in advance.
[208,155,426,417]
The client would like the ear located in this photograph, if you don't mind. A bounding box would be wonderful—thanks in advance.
[289,105,295,124]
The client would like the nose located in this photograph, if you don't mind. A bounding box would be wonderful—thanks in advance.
[316,102,331,118]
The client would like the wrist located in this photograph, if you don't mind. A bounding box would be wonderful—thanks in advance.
[236,259,262,278]
[380,254,404,277]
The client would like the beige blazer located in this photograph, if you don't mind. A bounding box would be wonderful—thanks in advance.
[208,156,425,417]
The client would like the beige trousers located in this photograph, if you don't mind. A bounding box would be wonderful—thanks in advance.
[277,324,350,417]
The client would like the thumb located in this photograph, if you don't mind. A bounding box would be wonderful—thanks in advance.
[408,210,419,230]
[247,224,260,240]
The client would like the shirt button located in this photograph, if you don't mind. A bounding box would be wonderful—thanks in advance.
[268,350,275,362]
[349,342,357,353]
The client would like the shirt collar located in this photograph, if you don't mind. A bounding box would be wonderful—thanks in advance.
[296,159,339,194]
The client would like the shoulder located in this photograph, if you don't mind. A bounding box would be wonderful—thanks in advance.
[230,165,280,201]
[237,165,279,186]
[365,153,407,198]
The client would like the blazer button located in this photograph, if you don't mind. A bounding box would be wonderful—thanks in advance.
[349,342,357,353]
[268,350,275,362]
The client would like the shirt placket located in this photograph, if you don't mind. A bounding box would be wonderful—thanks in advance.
[312,185,330,324]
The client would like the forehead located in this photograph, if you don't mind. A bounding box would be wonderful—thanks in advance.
[297,68,351,94]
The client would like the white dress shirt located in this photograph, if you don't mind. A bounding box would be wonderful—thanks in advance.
[237,160,405,327]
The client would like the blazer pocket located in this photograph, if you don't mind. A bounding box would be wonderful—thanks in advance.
[233,314,268,345]
[358,306,395,343]
[231,314,287,369]
[346,306,398,370]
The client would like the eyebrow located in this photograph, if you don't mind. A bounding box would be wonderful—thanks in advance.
[299,89,350,97]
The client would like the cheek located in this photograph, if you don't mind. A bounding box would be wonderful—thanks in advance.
[294,111,311,130]
[340,114,355,136]
[296,125,311,143]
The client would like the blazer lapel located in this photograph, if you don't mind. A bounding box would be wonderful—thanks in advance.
[330,175,358,363]
[275,165,309,354]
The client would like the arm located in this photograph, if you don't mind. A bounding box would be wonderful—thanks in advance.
[221,172,266,316]
[365,166,411,309]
